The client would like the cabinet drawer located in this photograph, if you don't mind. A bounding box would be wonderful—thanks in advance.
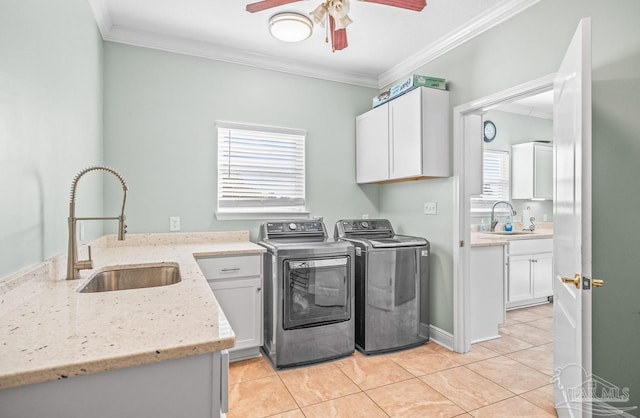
[197,255,261,280]
[508,239,553,256]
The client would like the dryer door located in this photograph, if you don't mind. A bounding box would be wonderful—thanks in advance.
[283,256,351,329]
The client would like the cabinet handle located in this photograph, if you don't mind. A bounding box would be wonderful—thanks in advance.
[256,287,262,292]
[220,267,241,272]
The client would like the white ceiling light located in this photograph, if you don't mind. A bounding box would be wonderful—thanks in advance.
[269,12,313,43]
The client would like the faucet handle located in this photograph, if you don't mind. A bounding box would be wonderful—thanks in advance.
[75,245,94,271]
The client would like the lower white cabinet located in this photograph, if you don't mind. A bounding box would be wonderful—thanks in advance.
[470,245,506,343]
[506,239,553,309]
[197,254,263,361]
[0,351,229,418]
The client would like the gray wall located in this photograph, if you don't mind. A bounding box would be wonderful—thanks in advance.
[482,110,554,224]
[379,0,640,409]
[0,0,104,278]
[102,43,379,241]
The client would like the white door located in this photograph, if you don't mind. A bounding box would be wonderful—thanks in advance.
[552,17,593,418]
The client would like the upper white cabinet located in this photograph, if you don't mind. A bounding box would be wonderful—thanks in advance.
[356,87,450,184]
[511,142,553,199]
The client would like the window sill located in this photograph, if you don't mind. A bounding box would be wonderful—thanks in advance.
[215,209,310,221]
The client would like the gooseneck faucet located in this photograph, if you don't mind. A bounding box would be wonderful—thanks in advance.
[490,201,517,232]
[66,166,128,280]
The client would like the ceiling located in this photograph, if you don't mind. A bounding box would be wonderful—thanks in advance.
[498,90,554,119]
[88,0,539,88]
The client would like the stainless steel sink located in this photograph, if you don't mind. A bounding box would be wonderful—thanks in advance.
[78,263,181,293]
[482,231,535,236]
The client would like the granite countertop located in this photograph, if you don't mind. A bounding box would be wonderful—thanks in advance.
[0,231,265,390]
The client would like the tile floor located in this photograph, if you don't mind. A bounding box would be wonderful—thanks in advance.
[228,303,557,417]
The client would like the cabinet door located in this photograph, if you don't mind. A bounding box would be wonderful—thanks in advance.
[389,88,422,179]
[356,104,389,183]
[534,145,553,199]
[210,278,262,351]
[507,255,533,303]
[532,253,553,298]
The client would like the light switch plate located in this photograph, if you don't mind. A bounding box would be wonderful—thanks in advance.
[169,216,181,231]
[423,202,437,215]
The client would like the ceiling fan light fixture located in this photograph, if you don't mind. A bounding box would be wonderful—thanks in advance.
[269,12,313,42]
[327,0,352,30]
[310,4,328,27]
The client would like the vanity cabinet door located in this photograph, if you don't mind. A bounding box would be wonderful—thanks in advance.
[210,278,262,352]
[532,253,553,298]
[507,255,533,304]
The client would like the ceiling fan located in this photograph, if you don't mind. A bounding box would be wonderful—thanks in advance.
[246,0,427,52]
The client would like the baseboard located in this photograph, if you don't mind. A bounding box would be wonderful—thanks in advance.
[428,324,454,351]
[228,347,261,362]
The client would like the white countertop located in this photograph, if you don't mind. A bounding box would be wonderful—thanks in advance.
[471,225,554,247]
[0,232,265,390]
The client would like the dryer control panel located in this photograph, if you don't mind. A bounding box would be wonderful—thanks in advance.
[261,221,326,239]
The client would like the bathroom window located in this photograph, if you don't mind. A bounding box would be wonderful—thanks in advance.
[216,122,308,220]
[471,150,510,212]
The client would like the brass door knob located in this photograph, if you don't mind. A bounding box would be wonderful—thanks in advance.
[561,274,604,289]
[562,274,582,289]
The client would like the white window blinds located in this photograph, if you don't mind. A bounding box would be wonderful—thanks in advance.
[217,123,306,213]
[471,150,510,211]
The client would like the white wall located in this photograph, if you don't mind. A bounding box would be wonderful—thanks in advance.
[0,0,104,279]
[102,43,379,240]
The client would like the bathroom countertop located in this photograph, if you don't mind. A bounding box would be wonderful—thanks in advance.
[471,223,554,247]
[0,232,265,390]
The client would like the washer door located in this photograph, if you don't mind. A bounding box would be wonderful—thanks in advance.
[283,256,351,329]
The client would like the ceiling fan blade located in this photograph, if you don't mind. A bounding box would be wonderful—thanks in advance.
[329,16,348,51]
[246,0,304,13]
[359,0,426,12]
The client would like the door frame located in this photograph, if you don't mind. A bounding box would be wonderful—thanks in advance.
[452,73,556,353]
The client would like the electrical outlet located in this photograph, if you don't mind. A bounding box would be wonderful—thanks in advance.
[169,216,181,232]
[362,214,370,219]
[423,202,437,215]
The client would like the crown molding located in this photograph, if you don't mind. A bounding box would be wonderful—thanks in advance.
[87,0,112,39]
[88,0,538,90]
[377,0,541,88]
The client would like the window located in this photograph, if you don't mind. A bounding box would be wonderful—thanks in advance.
[216,122,307,220]
[471,150,510,212]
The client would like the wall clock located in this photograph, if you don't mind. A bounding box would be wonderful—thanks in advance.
[484,120,497,143]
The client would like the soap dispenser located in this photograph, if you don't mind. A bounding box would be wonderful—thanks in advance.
[504,215,513,232]
[479,218,487,232]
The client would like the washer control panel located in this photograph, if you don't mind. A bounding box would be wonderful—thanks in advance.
[339,219,393,233]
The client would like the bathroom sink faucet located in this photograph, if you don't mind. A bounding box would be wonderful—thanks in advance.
[490,201,517,232]
[66,166,128,280]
